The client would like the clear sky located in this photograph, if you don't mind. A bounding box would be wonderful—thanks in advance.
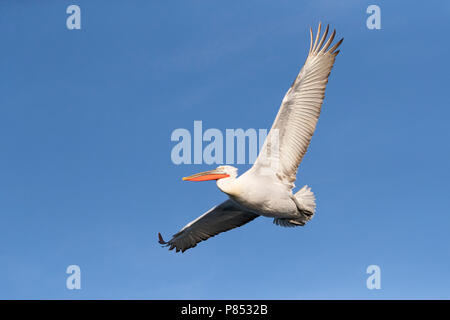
[1,0,450,299]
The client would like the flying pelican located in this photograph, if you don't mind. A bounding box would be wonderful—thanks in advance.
[159,23,343,252]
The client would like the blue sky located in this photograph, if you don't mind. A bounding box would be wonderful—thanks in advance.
[1,0,450,299]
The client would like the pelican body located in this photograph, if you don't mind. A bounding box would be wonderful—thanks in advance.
[159,23,343,252]
[218,167,304,218]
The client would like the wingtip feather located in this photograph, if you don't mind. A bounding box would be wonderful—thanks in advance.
[312,22,322,52]
[309,23,343,56]
[158,232,167,245]
[329,37,344,54]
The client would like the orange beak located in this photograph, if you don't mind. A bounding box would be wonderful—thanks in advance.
[182,169,230,182]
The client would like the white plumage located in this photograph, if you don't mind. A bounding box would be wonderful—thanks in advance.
[159,23,343,252]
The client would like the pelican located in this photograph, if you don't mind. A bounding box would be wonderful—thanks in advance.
[159,23,343,252]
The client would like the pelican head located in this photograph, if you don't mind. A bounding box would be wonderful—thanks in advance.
[182,165,238,195]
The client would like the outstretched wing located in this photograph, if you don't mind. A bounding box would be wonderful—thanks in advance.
[158,200,259,252]
[252,23,343,187]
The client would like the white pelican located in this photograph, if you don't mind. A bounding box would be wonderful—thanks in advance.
[159,23,343,252]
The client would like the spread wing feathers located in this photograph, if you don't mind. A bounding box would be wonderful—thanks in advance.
[252,23,343,186]
[158,200,259,253]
